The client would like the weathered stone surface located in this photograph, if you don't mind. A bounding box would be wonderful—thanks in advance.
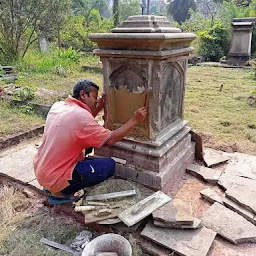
[186,164,222,184]
[225,187,256,214]
[223,194,255,224]
[200,188,223,204]
[218,173,256,192]
[0,144,37,183]
[225,153,256,180]
[154,218,202,229]
[204,148,229,167]
[153,199,193,225]
[141,221,216,256]
[202,203,256,244]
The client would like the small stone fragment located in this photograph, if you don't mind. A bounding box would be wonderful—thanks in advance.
[202,202,256,244]
[187,164,222,184]
[223,194,255,224]
[153,199,193,226]
[95,208,112,217]
[154,218,203,229]
[200,188,223,204]
[204,148,229,167]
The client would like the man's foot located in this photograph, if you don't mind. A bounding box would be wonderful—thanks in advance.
[48,194,82,205]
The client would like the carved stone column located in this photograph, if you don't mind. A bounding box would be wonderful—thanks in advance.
[89,15,196,192]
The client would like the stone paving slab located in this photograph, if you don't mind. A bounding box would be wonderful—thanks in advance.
[224,153,256,180]
[222,194,255,224]
[153,199,194,226]
[141,221,216,256]
[0,144,37,184]
[200,188,223,204]
[204,148,230,167]
[186,164,222,184]
[225,187,256,214]
[202,203,256,244]
[218,173,256,192]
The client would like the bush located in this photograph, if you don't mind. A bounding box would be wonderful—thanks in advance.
[198,22,229,62]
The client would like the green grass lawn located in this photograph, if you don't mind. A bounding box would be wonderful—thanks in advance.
[185,66,256,154]
[1,64,255,154]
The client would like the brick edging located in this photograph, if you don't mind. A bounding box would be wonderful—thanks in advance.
[0,125,44,150]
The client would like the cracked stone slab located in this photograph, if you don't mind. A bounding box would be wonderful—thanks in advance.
[152,199,193,226]
[186,164,222,184]
[224,153,256,180]
[223,194,255,224]
[154,218,203,229]
[141,221,216,256]
[204,148,230,167]
[225,187,256,214]
[200,188,223,204]
[202,202,256,244]
[218,173,256,192]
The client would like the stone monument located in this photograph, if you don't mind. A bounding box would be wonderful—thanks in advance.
[226,18,256,66]
[89,15,196,192]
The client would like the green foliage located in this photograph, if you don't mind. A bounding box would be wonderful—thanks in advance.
[120,0,140,22]
[16,47,81,74]
[61,11,114,51]
[13,87,35,102]
[0,65,4,77]
[198,22,230,61]
[0,0,71,61]
[167,0,196,24]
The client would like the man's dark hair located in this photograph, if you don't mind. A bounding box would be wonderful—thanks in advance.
[72,79,99,99]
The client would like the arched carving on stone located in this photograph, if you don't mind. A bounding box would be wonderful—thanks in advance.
[109,65,147,92]
[160,61,184,128]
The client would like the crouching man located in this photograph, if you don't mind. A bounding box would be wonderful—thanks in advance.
[33,78,147,204]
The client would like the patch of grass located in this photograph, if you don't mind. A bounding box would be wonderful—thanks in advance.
[0,184,82,256]
[185,66,256,154]
[0,100,45,139]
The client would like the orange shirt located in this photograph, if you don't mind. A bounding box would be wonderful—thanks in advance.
[33,97,111,193]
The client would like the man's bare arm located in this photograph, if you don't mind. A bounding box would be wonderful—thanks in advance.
[105,107,147,146]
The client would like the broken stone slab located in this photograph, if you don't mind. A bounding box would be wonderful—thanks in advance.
[204,148,230,167]
[222,194,255,224]
[224,152,256,180]
[202,202,256,244]
[218,173,256,192]
[141,221,216,256]
[225,187,256,214]
[154,218,203,229]
[186,164,222,184]
[152,199,194,226]
[200,188,223,204]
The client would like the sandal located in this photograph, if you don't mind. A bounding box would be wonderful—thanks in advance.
[48,195,83,205]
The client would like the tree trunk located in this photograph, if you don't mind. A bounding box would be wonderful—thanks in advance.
[113,0,120,27]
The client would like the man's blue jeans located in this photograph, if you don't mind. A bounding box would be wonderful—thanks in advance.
[60,158,115,195]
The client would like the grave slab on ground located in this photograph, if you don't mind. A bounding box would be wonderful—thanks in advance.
[141,221,216,256]
[202,202,256,244]
[204,148,230,167]
[186,164,222,184]
[222,194,255,224]
[200,188,223,204]
[0,144,38,184]
[224,152,256,180]
[152,198,193,226]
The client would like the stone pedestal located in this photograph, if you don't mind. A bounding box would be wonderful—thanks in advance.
[89,16,196,192]
[226,18,256,65]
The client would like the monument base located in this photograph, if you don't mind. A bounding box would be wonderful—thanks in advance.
[95,126,195,192]
[222,54,250,66]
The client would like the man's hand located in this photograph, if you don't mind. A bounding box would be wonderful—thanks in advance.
[131,107,147,124]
